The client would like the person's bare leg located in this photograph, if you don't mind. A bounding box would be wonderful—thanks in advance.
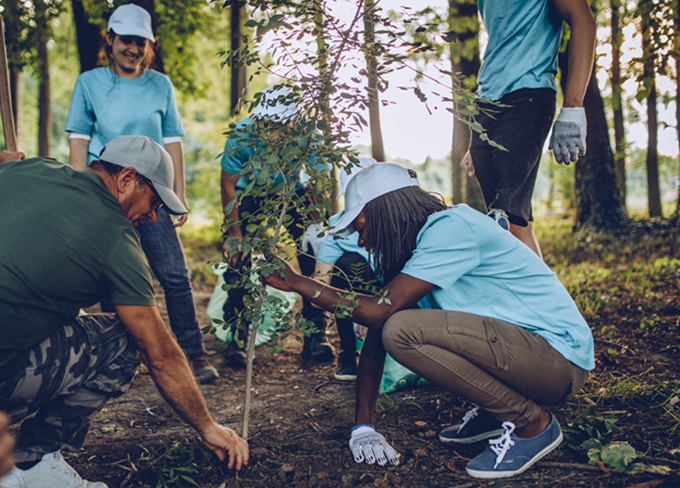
[514,409,551,438]
[510,222,542,259]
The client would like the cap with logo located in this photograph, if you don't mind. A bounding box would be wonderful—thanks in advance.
[108,4,155,42]
[99,135,187,215]
[332,163,420,237]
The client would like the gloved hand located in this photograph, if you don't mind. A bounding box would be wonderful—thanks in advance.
[549,107,587,165]
[349,424,400,466]
[302,223,325,257]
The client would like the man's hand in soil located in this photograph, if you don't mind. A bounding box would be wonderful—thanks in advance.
[199,423,249,471]
[349,425,400,466]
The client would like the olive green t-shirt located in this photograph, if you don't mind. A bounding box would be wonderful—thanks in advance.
[0,157,155,378]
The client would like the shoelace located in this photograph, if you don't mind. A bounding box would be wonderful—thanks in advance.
[456,406,480,433]
[489,421,516,468]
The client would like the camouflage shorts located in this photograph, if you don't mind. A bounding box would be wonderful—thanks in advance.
[0,314,139,463]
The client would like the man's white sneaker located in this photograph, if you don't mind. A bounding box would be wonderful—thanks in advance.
[0,451,107,488]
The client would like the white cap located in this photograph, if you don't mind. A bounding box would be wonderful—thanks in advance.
[332,163,420,237]
[252,86,299,123]
[99,135,187,215]
[338,157,377,198]
[108,4,155,42]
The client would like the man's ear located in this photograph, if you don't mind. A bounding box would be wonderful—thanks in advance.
[115,167,138,193]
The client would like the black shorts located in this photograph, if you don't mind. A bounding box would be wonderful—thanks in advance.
[470,88,556,226]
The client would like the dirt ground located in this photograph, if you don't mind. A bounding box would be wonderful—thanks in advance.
[63,268,680,488]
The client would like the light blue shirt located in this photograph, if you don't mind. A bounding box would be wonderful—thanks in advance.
[221,118,330,191]
[317,211,371,267]
[477,0,562,101]
[401,205,595,371]
[66,68,184,163]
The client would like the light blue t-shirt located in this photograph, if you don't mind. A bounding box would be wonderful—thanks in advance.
[477,0,563,101]
[400,205,595,371]
[221,118,330,191]
[65,67,184,163]
[317,211,371,267]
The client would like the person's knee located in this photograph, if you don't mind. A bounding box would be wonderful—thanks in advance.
[382,310,419,358]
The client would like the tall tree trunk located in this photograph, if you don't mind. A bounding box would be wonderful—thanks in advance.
[363,0,385,162]
[35,1,51,156]
[230,1,246,115]
[674,0,680,216]
[610,0,627,208]
[71,0,101,72]
[4,0,22,147]
[448,0,484,210]
[645,78,662,217]
[575,63,628,230]
[640,4,662,217]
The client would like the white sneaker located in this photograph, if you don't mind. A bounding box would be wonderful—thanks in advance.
[0,451,107,488]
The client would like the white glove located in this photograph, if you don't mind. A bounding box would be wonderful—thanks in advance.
[301,223,325,257]
[549,107,587,165]
[349,425,400,466]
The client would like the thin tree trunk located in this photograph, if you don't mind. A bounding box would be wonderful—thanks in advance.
[449,0,484,210]
[230,1,246,115]
[674,0,680,216]
[610,0,627,208]
[36,1,51,156]
[640,3,662,217]
[363,0,385,162]
[71,0,101,72]
[4,0,21,147]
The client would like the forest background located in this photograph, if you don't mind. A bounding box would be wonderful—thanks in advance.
[1,0,679,229]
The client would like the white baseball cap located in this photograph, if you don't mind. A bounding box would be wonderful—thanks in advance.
[331,163,420,237]
[252,86,299,123]
[99,135,187,215]
[108,4,155,42]
[338,157,377,198]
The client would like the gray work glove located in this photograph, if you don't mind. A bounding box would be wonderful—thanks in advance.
[549,107,587,165]
[301,223,325,257]
[349,424,401,466]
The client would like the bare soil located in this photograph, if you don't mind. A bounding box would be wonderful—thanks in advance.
[65,228,680,488]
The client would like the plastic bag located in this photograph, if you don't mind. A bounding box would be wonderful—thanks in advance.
[355,337,429,394]
[207,264,297,347]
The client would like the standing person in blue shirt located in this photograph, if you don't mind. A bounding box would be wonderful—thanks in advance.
[220,85,334,366]
[463,0,596,258]
[315,157,377,381]
[264,163,595,479]
[65,4,218,384]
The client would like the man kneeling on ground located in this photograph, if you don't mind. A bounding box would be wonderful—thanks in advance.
[0,136,248,488]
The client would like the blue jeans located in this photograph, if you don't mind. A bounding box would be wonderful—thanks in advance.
[136,208,204,357]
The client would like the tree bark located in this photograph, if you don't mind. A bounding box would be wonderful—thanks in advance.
[35,1,51,156]
[610,0,627,208]
[71,0,101,72]
[363,0,385,162]
[230,1,247,115]
[448,0,484,210]
[575,63,628,230]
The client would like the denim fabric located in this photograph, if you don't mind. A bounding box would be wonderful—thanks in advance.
[470,88,556,226]
[136,208,204,356]
[382,309,587,428]
[0,314,139,463]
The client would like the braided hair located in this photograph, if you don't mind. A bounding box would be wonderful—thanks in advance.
[363,186,447,283]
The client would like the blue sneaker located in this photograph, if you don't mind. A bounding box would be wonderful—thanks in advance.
[465,414,563,479]
[488,209,510,231]
[439,406,504,444]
